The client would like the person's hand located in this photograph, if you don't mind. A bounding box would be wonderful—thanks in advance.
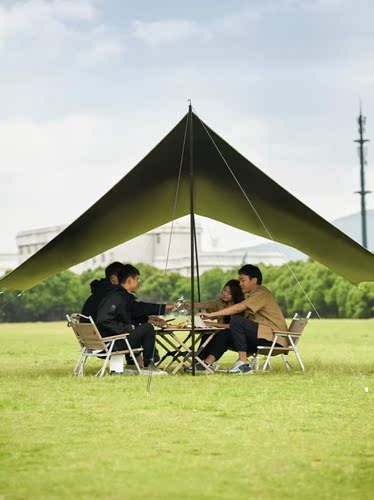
[148,316,168,328]
[203,320,218,326]
[170,296,190,313]
[198,312,214,319]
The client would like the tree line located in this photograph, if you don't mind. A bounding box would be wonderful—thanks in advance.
[0,260,373,322]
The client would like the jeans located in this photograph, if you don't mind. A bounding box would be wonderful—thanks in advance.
[230,316,281,354]
[104,322,156,366]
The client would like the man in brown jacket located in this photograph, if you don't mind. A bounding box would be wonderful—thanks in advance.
[200,264,287,374]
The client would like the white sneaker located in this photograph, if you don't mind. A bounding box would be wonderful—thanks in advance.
[228,360,252,374]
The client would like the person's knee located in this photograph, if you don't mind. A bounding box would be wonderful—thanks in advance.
[139,322,154,332]
[230,315,244,329]
[143,322,155,338]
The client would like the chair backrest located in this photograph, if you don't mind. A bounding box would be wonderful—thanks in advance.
[67,313,107,351]
[287,312,311,345]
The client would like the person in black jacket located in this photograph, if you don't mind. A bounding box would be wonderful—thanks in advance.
[81,261,125,322]
[96,264,174,370]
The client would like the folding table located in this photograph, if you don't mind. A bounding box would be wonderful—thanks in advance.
[155,326,224,374]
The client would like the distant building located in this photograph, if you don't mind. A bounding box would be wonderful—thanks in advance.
[161,247,285,275]
[15,221,284,275]
[17,225,67,262]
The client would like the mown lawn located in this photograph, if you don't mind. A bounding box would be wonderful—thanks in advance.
[0,319,373,500]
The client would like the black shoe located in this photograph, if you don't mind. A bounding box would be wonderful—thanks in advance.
[184,362,211,373]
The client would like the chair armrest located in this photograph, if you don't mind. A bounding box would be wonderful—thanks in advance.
[257,345,291,350]
[273,331,302,337]
[102,333,130,341]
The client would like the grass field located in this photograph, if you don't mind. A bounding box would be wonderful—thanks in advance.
[0,319,373,500]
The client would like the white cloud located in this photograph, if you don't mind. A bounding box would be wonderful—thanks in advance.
[130,0,347,47]
[0,113,129,250]
[77,27,125,65]
[131,7,260,45]
[0,0,124,67]
[0,0,373,255]
[258,0,346,11]
[0,0,95,45]
[0,114,110,173]
[131,19,209,45]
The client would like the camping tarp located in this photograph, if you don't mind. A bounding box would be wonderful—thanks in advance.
[1,111,373,291]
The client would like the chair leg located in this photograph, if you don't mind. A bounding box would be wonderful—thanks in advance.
[281,354,291,371]
[262,336,279,371]
[99,341,114,377]
[74,348,85,376]
[288,336,305,371]
[252,354,260,371]
[79,356,88,376]
[124,337,142,374]
[294,349,305,371]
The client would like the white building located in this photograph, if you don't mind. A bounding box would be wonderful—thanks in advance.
[15,220,286,276]
[161,247,285,275]
[16,221,203,274]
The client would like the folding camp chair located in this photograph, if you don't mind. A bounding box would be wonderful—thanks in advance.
[255,312,311,372]
[66,313,143,377]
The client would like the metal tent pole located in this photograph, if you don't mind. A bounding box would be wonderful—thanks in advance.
[193,217,201,302]
[188,102,196,376]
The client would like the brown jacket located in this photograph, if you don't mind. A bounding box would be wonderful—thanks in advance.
[242,286,288,347]
[205,298,233,324]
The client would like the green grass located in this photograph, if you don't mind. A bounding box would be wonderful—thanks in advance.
[0,319,373,500]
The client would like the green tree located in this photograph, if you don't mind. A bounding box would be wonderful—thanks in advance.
[23,271,84,321]
[1,260,373,322]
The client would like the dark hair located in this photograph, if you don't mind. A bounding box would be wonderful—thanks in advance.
[117,264,140,284]
[105,261,125,279]
[238,264,263,285]
[224,279,244,304]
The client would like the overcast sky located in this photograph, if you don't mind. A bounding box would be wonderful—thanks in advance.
[1,0,373,253]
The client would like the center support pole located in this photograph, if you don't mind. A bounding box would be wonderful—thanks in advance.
[188,102,196,376]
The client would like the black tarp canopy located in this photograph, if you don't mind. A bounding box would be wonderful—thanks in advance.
[1,111,373,292]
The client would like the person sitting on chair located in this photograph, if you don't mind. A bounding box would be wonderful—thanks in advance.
[81,261,125,322]
[184,280,244,372]
[96,264,174,373]
[194,279,244,328]
[199,264,287,374]
[81,261,164,364]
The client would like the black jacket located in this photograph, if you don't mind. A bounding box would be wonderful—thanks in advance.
[96,287,166,337]
[81,279,117,322]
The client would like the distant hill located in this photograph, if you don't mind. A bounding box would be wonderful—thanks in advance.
[233,210,373,261]
[332,209,373,248]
